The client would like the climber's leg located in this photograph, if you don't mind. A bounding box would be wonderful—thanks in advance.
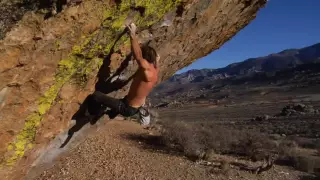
[92,91,139,118]
[92,91,122,111]
[120,97,140,117]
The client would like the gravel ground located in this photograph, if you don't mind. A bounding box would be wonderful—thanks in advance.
[31,120,313,180]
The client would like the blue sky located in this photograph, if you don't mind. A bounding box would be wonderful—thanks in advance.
[177,0,320,73]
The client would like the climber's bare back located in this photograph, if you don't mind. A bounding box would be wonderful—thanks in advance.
[126,67,158,108]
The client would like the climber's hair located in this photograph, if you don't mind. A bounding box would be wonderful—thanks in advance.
[141,45,157,68]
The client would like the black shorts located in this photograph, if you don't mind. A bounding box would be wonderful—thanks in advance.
[92,91,140,117]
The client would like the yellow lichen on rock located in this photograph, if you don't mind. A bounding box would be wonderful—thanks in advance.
[5,113,42,165]
[4,55,84,165]
[135,0,181,27]
[3,0,183,166]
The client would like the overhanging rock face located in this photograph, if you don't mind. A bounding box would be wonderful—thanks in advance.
[0,0,266,178]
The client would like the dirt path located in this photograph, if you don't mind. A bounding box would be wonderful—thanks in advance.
[31,119,311,180]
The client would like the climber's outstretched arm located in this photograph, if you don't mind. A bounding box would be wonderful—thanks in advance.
[127,23,151,70]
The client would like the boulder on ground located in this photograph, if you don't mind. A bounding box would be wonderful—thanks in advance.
[253,114,271,121]
[280,103,318,116]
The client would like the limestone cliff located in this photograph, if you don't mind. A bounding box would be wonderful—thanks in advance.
[0,0,266,178]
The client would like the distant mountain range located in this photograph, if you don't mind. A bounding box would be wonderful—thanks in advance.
[150,43,320,102]
[168,43,320,84]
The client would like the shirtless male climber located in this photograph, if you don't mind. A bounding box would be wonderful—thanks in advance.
[92,23,159,125]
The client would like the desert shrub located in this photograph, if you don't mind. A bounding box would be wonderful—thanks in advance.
[293,155,320,174]
[273,139,320,174]
[155,118,320,174]
[287,136,320,149]
[232,131,277,161]
[276,140,299,166]
[315,139,320,156]
[159,121,207,159]
[158,120,276,161]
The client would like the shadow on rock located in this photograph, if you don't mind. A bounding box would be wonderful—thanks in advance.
[60,28,135,148]
[59,95,105,148]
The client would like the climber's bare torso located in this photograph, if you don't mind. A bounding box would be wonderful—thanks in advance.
[126,66,158,108]
[126,23,159,108]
